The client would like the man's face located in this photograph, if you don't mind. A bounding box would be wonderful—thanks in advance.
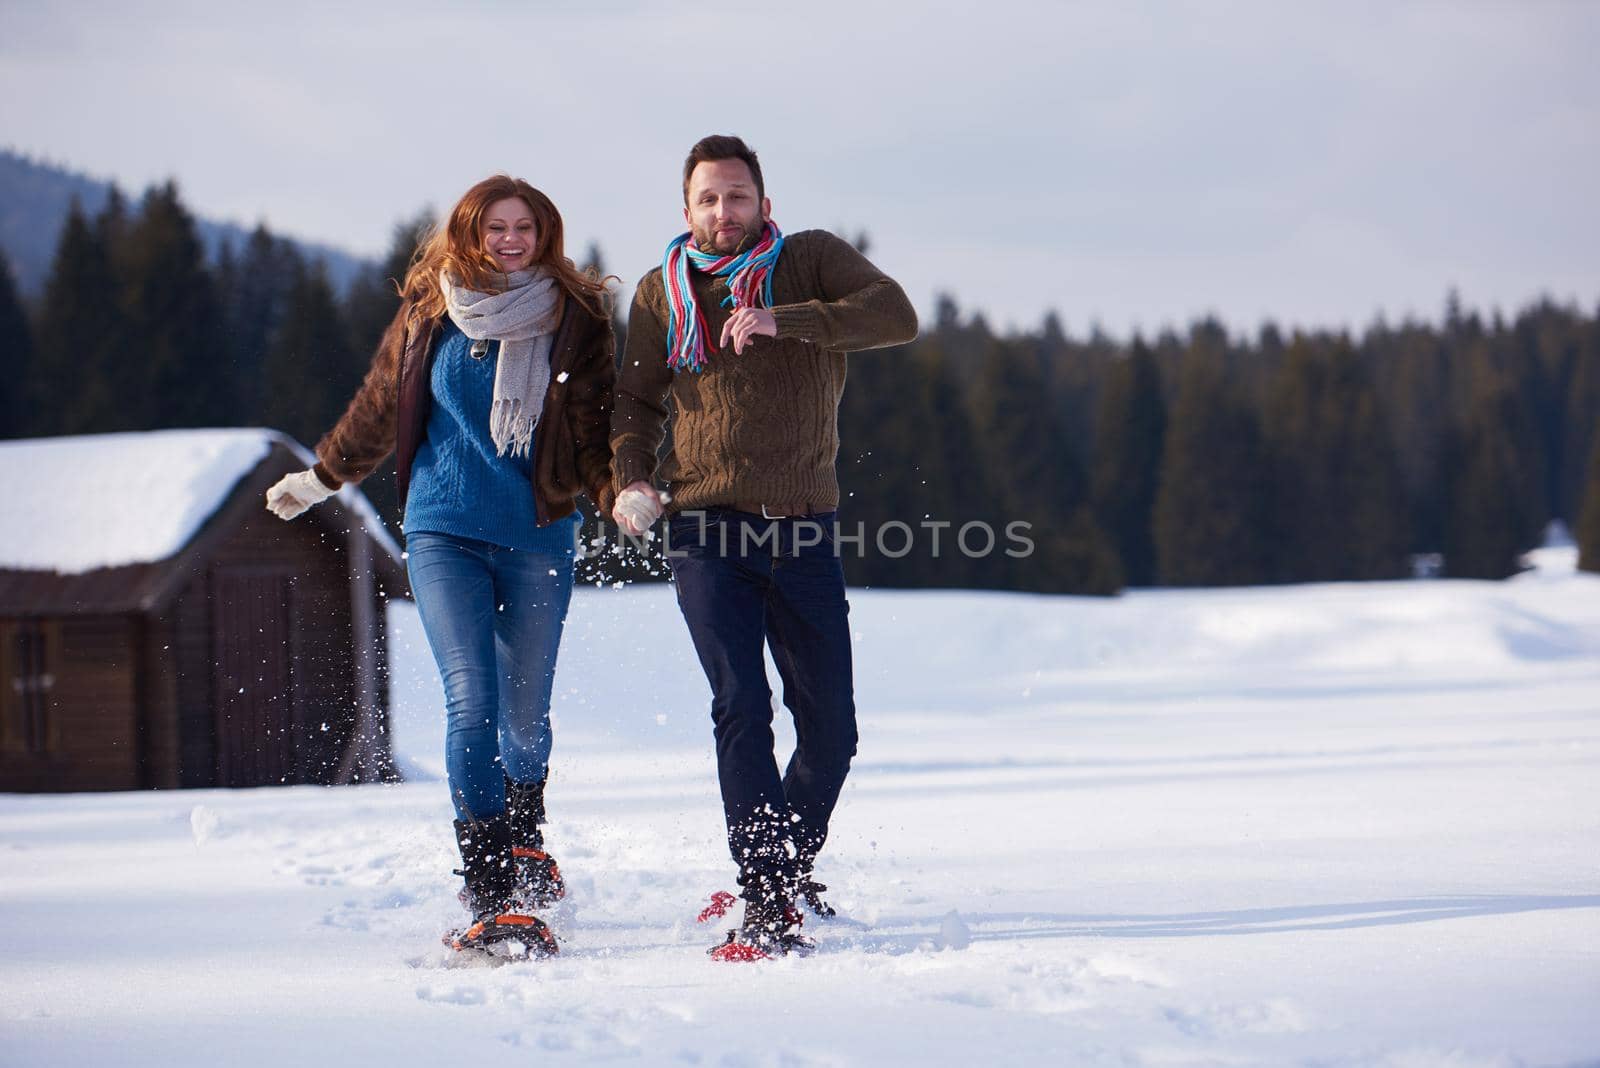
[684,159,771,255]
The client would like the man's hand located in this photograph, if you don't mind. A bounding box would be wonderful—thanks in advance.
[720,307,777,355]
[614,480,664,536]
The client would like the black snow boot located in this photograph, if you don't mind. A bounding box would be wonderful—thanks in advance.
[505,775,566,909]
[448,815,558,959]
[796,853,837,918]
[454,816,517,920]
[708,871,814,961]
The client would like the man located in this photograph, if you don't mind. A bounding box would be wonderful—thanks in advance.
[610,134,918,958]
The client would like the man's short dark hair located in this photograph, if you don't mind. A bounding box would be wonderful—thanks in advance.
[682,135,764,205]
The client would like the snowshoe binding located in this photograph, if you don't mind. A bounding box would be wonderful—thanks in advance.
[446,912,559,961]
[707,875,814,962]
[697,890,739,924]
[503,776,565,909]
[798,876,836,918]
[707,925,815,962]
[512,846,566,910]
[447,815,559,961]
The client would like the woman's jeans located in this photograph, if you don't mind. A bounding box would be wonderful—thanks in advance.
[405,526,576,821]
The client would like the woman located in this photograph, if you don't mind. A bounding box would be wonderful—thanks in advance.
[265,176,616,958]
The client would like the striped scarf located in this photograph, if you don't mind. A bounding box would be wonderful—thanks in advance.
[662,221,785,373]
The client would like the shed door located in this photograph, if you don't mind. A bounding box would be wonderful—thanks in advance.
[211,571,295,787]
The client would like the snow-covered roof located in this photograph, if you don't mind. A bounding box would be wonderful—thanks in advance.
[0,428,399,575]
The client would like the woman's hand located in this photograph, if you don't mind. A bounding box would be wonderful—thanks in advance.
[266,469,338,520]
[614,481,663,536]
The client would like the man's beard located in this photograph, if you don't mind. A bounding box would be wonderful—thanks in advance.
[693,217,765,256]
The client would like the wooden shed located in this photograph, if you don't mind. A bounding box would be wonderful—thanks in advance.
[0,429,409,792]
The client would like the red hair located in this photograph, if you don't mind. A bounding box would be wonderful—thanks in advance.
[400,175,613,322]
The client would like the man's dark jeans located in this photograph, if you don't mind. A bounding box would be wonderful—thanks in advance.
[665,508,857,892]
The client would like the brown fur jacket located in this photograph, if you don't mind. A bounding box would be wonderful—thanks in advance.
[313,294,617,526]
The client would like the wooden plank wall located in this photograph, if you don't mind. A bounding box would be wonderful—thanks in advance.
[0,616,138,792]
[166,505,360,788]
[138,615,181,789]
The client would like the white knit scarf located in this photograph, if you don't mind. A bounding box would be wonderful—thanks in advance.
[440,268,561,458]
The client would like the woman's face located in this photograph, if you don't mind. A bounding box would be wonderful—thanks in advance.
[481,197,538,272]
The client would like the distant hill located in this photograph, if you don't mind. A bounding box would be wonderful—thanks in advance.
[0,148,372,297]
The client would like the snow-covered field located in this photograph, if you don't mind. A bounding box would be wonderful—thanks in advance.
[3,554,1598,1067]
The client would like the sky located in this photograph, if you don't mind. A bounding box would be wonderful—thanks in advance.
[2,0,1597,337]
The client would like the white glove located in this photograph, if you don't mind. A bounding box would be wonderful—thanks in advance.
[265,468,338,520]
[614,484,663,536]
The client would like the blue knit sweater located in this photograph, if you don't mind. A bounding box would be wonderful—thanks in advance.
[403,321,579,552]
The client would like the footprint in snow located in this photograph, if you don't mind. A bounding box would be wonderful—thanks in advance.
[415,983,487,1005]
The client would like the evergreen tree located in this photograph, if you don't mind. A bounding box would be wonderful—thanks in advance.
[345,209,431,361]
[965,335,1115,593]
[29,199,124,434]
[1154,343,1271,586]
[1049,322,1116,470]
[838,330,977,588]
[1333,349,1411,579]
[1562,325,1600,525]
[97,185,130,266]
[1150,328,1187,408]
[117,181,229,428]
[218,224,301,425]
[0,250,33,439]
[1090,337,1166,586]
[1511,302,1571,528]
[1489,317,1554,540]
[1260,337,1317,579]
[966,338,1069,514]
[261,258,359,449]
[1444,378,1530,579]
[1262,336,1407,581]
[1035,508,1123,596]
[1372,322,1450,553]
[1256,322,1287,367]
[1577,432,1600,574]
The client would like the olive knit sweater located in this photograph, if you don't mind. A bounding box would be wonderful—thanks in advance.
[611,229,918,513]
